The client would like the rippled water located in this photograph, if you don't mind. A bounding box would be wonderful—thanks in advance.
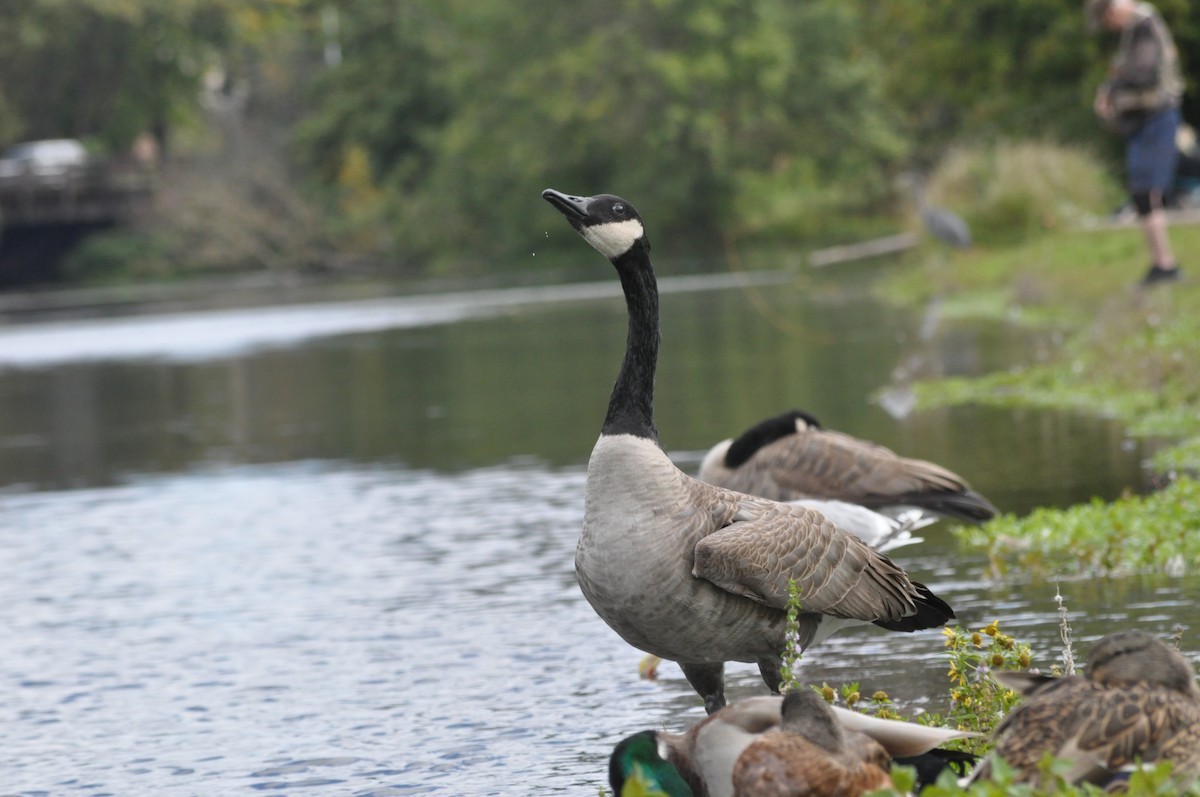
[5,460,1197,796]
[1,269,1195,795]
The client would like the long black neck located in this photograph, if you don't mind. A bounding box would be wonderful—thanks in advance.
[602,244,659,442]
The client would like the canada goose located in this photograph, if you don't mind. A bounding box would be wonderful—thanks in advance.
[609,691,978,797]
[968,629,1200,789]
[542,189,955,714]
[698,410,999,523]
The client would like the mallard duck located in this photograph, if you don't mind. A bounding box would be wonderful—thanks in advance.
[698,410,998,523]
[542,189,955,714]
[609,690,977,797]
[968,629,1200,789]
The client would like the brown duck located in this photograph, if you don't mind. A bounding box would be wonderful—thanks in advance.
[969,629,1200,789]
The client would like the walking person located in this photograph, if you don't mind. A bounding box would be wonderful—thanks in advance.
[1089,0,1185,285]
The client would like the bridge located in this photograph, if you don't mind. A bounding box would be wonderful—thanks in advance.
[0,164,152,287]
[0,163,151,227]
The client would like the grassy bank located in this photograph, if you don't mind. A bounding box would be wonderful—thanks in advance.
[876,210,1200,576]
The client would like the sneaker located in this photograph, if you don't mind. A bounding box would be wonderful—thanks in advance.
[1140,264,1182,286]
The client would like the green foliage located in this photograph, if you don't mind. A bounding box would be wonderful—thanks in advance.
[914,622,1033,754]
[879,211,1200,450]
[60,228,174,284]
[0,2,238,152]
[779,578,804,693]
[909,142,1123,247]
[954,478,1200,578]
[858,0,1126,159]
[1151,437,1200,475]
[8,1,1200,277]
[872,757,1197,796]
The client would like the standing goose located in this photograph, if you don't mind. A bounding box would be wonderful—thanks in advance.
[609,691,978,797]
[968,629,1200,789]
[699,410,999,523]
[543,189,955,714]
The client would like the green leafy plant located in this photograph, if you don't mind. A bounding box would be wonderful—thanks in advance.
[953,478,1200,579]
[779,579,804,693]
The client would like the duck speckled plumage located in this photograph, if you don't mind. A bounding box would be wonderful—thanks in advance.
[969,629,1200,789]
[543,189,955,714]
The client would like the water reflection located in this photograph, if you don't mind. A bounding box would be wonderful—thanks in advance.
[0,273,1154,510]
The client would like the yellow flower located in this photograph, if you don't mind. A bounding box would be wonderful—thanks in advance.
[846,691,861,707]
[1018,651,1032,668]
[820,684,836,702]
[871,690,890,703]
[972,632,983,647]
[992,653,1006,667]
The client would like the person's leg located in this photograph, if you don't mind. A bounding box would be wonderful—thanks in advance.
[1128,109,1181,283]
[1135,190,1177,270]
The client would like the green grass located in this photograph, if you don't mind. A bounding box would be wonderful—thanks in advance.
[880,216,1200,462]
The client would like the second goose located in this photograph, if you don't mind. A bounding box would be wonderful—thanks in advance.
[699,409,998,523]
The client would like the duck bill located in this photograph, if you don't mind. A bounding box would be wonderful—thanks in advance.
[542,189,593,228]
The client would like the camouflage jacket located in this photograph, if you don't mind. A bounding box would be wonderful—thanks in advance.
[1102,1,1183,115]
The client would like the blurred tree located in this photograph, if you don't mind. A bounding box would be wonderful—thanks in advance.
[294,0,907,266]
[0,1,239,155]
[855,0,1096,169]
[13,0,1200,280]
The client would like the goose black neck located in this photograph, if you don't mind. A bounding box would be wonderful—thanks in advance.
[602,246,659,441]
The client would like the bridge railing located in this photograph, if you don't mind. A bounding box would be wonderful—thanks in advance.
[0,163,153,227]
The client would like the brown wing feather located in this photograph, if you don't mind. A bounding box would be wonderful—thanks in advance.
[733,730,892,797]
[692,496,920,622]
[988,678,1200,784]
[763,428,967,501]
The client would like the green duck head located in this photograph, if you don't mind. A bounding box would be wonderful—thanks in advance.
[608,730,693,797]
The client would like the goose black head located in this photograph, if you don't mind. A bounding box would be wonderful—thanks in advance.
[542,189,649,261]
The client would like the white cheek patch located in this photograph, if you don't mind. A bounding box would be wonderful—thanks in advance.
[581,219,644,259]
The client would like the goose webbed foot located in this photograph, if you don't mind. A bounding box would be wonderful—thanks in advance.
[680,661,726,714]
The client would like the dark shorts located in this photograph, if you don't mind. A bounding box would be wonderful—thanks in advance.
[1127,106,1181,193]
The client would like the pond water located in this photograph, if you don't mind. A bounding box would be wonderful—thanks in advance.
[0,262,1193,796]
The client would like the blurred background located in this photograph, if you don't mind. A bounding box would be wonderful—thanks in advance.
[0,0,1195,288]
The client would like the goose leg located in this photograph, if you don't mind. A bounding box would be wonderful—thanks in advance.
[679,662,726,714]
[757,657,783,694]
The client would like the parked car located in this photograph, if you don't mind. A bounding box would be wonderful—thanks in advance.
[0,139,89,181]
